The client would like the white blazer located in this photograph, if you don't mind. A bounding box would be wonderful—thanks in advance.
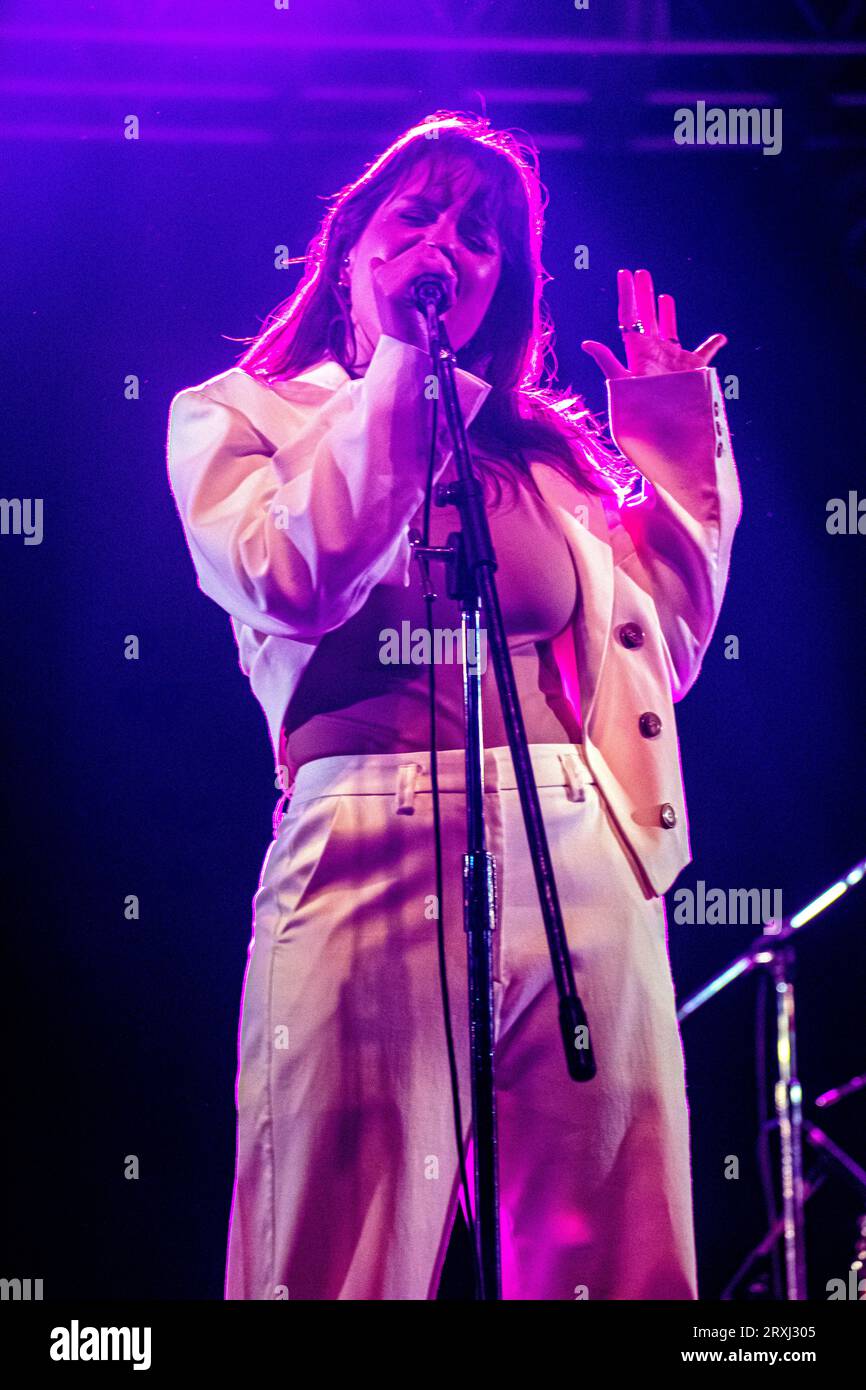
[166,332,741,897]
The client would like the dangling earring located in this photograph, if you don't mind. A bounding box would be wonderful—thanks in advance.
[326,254,359,369]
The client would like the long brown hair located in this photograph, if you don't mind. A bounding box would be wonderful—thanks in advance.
[238,110,638,503]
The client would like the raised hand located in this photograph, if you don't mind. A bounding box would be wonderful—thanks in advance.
[581,268,727,380]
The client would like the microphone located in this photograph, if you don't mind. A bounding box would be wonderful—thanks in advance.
[413,274,451,312]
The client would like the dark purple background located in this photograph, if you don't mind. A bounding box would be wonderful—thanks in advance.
[2,0,865,1301]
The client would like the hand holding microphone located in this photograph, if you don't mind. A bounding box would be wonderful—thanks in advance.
[369,240,457,352]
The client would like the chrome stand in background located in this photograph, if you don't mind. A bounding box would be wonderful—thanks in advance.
[678,854,866,1300]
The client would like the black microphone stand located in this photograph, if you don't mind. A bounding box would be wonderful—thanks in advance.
[409,280,596,1301]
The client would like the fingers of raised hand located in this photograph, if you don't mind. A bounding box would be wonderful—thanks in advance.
[658,293,678,341]
[618,268,677,340]
[693,333,728,364]
[633,268,658,336]
[581,339,630,380]
[617,269,638,332]
[611,268,727,373]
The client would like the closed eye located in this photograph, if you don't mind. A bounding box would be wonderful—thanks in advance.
[464,228,495,253]
[398,210,495,254]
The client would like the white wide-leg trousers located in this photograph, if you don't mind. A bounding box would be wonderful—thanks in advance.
[224,743,698,1301]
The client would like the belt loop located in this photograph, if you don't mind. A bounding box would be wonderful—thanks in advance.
[558,750,586,802]
[394,762,421,815]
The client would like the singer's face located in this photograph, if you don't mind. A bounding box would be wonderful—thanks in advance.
[344,156,503,361]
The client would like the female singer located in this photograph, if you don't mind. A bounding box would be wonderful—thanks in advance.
[167,110,741,1300]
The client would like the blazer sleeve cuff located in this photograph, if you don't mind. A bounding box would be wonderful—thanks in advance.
[606,366,735,520]
[371,332,492,430]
